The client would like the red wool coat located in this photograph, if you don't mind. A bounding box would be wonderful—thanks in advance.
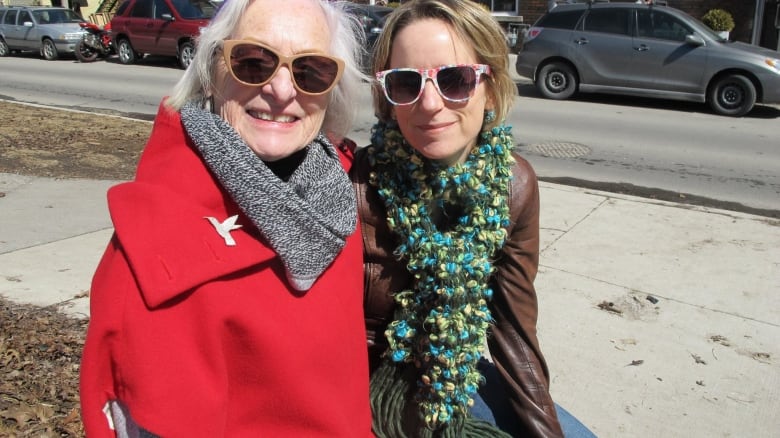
[80,102,373,437]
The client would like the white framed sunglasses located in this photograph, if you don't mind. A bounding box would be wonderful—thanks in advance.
[375,64,491,106]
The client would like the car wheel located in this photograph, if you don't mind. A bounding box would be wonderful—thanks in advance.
[0,38,9,57]
[178,41,195,70]
[708,74,756,117]
[536,62,577,100]
[41,38,58,61]
[117,38,137,65]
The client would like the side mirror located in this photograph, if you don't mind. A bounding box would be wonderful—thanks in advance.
[161,13,174,21]
[685,34,705,46]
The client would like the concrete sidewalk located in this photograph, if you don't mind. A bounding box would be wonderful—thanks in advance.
[1,172,778,437]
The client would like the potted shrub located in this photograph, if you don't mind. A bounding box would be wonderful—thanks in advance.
[702,9,735,40]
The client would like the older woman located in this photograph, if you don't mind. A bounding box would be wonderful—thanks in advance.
[80,0,373,436]
[352,0,593,437]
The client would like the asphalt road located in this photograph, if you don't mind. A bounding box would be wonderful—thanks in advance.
[1,54,778,217]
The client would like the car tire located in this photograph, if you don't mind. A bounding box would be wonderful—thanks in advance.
[117,38,137,65]
[41,38,58,61]
[75,39,99,63]
[536,62,577,100]
[178,41,195,70]
[708,74,756,117]
[0,38,9,57]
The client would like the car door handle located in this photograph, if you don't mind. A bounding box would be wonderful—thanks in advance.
[574,37,589,45]
[635,44,649,51]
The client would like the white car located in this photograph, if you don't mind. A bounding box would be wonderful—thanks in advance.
[0,6,86,60]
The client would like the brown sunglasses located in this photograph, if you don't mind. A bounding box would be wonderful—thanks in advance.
[221,40,345,95]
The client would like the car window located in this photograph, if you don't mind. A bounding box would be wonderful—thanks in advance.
[154,0,173,18]
[115,0,131,16]
[4,10,18,26]
[32,10,47,24]
[582,8,631,36]
[131,0,153,18]
[45,10,61,23]
[537,10,583,29]
[200,0,220,18]
[18,10,32,25]
[637,10,691,42]
[59,9,84,23]
[32,9,81,24]
[171,0,214,19]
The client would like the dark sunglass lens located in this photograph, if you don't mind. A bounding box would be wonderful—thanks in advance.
[437,66,477,100]
[386,70,422,104]
[292,56,339,93]
[230,44,278,84]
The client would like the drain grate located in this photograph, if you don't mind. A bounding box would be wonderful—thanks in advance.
[530,142,591,158]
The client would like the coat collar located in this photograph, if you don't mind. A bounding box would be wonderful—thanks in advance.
[107,102,276,309]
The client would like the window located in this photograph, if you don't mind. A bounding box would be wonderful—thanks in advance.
[131,0,153,18]
[582,8,631,36]
[18,10,32,25]
[115,0,131,16]
[475,0,518,14]
[171,0,210,19]
[153,0,172,18]
[46,10,70,24]
[3,10,17,25]
[637,10,691,42]
[538,10,584,29]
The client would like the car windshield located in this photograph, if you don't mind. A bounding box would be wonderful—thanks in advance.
[32,9,83,24]
[171,0,217,19]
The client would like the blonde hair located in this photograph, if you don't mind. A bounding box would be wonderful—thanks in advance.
[371,0,515,129]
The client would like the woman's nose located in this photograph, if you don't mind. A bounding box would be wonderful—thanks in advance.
[418,79,444,111]
[262,65,297,101]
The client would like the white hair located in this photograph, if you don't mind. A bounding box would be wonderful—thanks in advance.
[165,0,369,139]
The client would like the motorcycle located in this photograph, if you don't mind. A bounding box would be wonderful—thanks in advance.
[75,21,114,63]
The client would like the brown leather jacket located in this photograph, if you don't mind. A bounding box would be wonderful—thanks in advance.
[351,146,563,437]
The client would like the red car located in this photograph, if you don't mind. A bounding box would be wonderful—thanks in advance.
[109,0,217,69]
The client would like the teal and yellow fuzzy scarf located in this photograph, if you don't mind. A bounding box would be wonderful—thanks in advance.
[367,121,515,437]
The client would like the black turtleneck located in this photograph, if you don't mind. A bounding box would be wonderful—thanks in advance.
[264,146,308,182]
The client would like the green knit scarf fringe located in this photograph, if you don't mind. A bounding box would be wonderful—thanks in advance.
[370,361,512,438]
[367,121,514,435]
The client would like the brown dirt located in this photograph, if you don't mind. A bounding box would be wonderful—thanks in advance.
[0,100,150,436]
[0,100,152,180]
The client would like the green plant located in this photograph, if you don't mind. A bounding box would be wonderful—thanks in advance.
[702,9,734,32]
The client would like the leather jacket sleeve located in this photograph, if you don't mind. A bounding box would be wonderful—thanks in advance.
[351,148,563,437]
[486,154,563,437]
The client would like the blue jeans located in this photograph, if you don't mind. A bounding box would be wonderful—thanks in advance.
[471,359,596,437]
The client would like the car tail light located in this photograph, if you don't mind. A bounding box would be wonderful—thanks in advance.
[524,27,543,43]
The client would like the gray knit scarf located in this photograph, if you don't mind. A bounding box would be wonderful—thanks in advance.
[180,101,357,291]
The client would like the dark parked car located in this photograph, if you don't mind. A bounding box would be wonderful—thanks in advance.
[0,6,85,60]
[516,2,780,116]
[109,0,216,69]
[347,4,393,71]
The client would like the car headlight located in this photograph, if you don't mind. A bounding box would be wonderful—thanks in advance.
[63,32,84,40]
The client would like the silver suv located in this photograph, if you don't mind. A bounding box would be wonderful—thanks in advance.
[0,6,85,60]
[516,2,780,116]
